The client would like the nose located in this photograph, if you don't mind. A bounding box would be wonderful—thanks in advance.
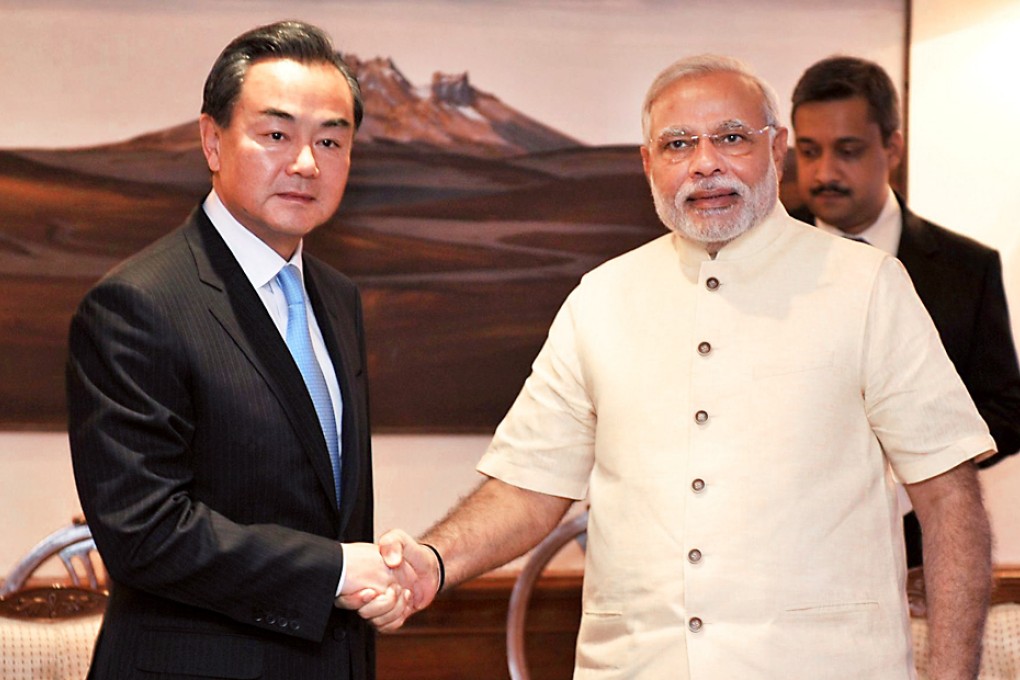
[288,143,319,178]
[687,136,725,178]
[812,149,841,183]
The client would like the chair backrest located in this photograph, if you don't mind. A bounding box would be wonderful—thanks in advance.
[0,520,106,597]
[507,510,588,680]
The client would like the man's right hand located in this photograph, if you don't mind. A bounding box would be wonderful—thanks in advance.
[334,542,408,609]
[342,530,442,632]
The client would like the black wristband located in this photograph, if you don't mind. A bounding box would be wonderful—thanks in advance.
[421,543,445,594]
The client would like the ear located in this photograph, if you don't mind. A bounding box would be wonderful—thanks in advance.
[640,144,653,181]
[884,129,905,172]
[771,126,789,181]
[199,114,223,173]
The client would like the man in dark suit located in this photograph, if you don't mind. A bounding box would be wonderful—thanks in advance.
[790,56,1020,567]
[67,21,406,679]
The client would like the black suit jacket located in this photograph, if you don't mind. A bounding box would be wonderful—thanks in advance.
[67,207,375,679]
[893,194,1020,466]
[794,195,1020,466]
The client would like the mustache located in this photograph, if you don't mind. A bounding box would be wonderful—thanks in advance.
[677,179,745,203]
[809,182,852,197]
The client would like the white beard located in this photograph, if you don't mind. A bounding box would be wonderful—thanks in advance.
[652,160,779,249]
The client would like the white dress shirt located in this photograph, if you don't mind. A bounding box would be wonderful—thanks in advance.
[816,186,902,255]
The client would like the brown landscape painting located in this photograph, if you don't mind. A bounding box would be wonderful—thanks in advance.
[0,56,801,431]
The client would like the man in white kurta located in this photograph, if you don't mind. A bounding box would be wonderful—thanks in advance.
[363,55,994,680]
[478,202,992,677]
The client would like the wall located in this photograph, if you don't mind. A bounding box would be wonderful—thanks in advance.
[908,0,1020,565]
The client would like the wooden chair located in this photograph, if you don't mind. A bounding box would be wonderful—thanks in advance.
[0,517,106,597]
[910,565,1020,679]
[0,519,107,680]
[507,510,587,680]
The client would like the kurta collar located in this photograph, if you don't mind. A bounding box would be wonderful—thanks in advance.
[671,200,790,267]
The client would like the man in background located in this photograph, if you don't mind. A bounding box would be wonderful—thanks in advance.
[68,21,406,679]
[791,55,1020,566]
[366,55,993,679]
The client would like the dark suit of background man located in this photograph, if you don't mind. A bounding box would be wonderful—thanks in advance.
[67,21,404,679]
[790,55,1020,567]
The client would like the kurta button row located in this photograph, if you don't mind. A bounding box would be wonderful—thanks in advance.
[705,277,720,291]
[688,548,702,564]
[697,341,712,355]
[691,478,706,492]
[694,410,709,424]
[688,617,703,632]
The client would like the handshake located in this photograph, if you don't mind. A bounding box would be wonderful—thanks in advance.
[334,529,444,632]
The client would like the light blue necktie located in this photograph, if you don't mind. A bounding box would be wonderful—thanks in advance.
[276,264,341,506]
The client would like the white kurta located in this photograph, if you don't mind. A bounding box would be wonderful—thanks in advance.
[478,206,993,679]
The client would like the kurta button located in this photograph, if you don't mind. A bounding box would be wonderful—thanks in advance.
[691,478,706,492]
[688,548,702,563]
[694,410,709,424]
[697,341,711,355]
[689,617,703,632]
[706,277,720,290]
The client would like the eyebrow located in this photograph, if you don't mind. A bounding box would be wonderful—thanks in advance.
[260,107,352,129]
[795,135,865,145]
[654,119,753,140]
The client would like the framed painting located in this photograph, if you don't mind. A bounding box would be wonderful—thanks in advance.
[0,0,905,430]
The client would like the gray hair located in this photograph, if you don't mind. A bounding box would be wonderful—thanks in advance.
[641,54,780,140]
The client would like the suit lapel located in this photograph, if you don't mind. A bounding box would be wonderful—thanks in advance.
[895,192,938,262]
[304,257,364,533]
[183,210,343,526]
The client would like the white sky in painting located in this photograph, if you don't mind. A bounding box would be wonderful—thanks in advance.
[0,0,904,149]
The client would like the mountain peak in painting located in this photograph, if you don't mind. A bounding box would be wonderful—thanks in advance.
[101,56,580,157]
[344,54,580,156]
[10,55,582,188]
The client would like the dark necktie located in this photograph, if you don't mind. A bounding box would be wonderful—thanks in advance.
[276,265,342,506]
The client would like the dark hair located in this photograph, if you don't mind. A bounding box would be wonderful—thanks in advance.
[201,20,363,130]
[791,56,899,144]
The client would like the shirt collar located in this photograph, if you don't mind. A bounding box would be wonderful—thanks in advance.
[202,190,304,289]
[815,186,902,256]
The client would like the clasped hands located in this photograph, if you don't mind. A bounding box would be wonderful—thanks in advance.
[334,529,440,632]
